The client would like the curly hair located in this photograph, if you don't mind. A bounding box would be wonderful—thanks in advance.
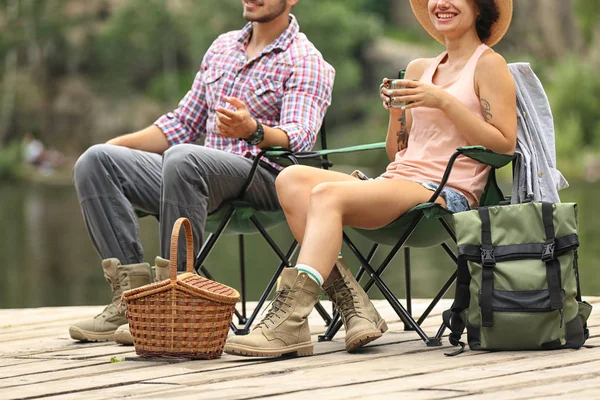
[475,0,500,41]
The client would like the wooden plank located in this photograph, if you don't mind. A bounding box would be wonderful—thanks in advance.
[118,338,600,400]
[0,358,41,368]
[153,355,600,400]
[265,389,460,400]
[0,360,173,391]
[0,341,135,359]
[434,358,600,393]
[0,324,91,342]
[287,351,600,400]
[0,362,197,399]
[0,307,104,329]
[446,365,600,399]
[0,359,102,380]
[48,383,188,400]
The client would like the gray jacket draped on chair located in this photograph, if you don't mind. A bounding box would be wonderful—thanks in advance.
[508,62,568,203]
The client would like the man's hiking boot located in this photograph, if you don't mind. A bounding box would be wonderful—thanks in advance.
[152,256,170,282]
[323,257,387,352]
[224,268,319,357]
[69,259,151,342]
[114,257,170,345]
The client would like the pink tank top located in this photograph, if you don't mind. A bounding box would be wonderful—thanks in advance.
[381,43,490,207]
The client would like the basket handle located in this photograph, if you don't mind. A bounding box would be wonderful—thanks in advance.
[169,217,195,281]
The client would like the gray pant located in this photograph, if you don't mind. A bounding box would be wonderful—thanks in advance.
[73,143,280,269]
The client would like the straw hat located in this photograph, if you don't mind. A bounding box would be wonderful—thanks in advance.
[409,0,513,47]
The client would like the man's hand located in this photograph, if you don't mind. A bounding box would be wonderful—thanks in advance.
[215,97,257,139]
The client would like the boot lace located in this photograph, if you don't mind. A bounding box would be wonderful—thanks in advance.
[329,278,360,322]
[256,288,296,328]
[96,274,123,318]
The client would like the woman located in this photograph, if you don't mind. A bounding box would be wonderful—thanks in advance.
[225,0,517,358]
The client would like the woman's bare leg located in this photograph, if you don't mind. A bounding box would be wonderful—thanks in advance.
[276,165,357,243]
[296,178,446,281]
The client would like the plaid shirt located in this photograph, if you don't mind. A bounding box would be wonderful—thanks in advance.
[155,14,335,170]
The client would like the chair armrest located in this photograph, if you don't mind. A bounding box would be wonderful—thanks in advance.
[426,147,515,207]
[304,142,386,157]
[457,146,515,169]
[263,142,387,169]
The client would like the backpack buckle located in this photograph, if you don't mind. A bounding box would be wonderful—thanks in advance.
[481,247,496,267]
[542,240,555,261]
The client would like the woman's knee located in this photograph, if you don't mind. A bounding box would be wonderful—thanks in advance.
[309,182,343,210]
[276,165,315,200]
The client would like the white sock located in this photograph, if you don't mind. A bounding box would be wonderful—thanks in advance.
[296,264,324,287]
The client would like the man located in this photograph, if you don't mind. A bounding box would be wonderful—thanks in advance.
[69,0,335,344]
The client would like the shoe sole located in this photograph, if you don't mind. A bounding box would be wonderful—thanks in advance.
[69,327,115,342]
[346,319,388,352]
[223,342,313,358]
[114,331,134,346]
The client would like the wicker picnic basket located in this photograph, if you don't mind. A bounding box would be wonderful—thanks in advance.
[121,217,240,359]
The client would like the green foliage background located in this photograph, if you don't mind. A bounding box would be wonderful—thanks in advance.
[0,0,599,179]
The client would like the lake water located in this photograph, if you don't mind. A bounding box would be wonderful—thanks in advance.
[1,181,598,309]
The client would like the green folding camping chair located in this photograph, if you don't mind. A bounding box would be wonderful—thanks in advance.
[313,144,516,346]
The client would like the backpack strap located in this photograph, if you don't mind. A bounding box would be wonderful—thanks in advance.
[542,202,563,310]
[442,309,466,356]
[443,253,472,356]
[478,207,495,327]
[573,249,589,340]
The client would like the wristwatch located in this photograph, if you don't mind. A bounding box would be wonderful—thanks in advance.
[244,120,264,145]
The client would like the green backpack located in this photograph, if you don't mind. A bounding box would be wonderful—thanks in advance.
[443,202,592,355]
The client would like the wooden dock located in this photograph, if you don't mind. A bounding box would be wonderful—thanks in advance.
[1,298,599,400]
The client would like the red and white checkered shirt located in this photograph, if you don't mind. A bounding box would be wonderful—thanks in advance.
[155,14,335,170]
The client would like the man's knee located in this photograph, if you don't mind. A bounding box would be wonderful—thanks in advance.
[73,144,115,186]
[162,144,203,184]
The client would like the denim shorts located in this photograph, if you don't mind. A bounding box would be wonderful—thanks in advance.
[417,181,470,213]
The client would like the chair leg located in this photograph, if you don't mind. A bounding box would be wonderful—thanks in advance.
[416,244,457,326]
[315,302,333,326]
[404,247,412,332]
[238,235,247,325]
[414,220,459,336]
[194,207,236,271]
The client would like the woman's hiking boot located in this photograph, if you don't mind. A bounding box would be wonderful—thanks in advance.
[224,268,319,357]
[323,257,387,352]
[69,258,151,342]
[114,257,170,345]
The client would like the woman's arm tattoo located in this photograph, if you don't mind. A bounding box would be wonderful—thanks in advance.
[396,113,408,151]
[481,98,493,122]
